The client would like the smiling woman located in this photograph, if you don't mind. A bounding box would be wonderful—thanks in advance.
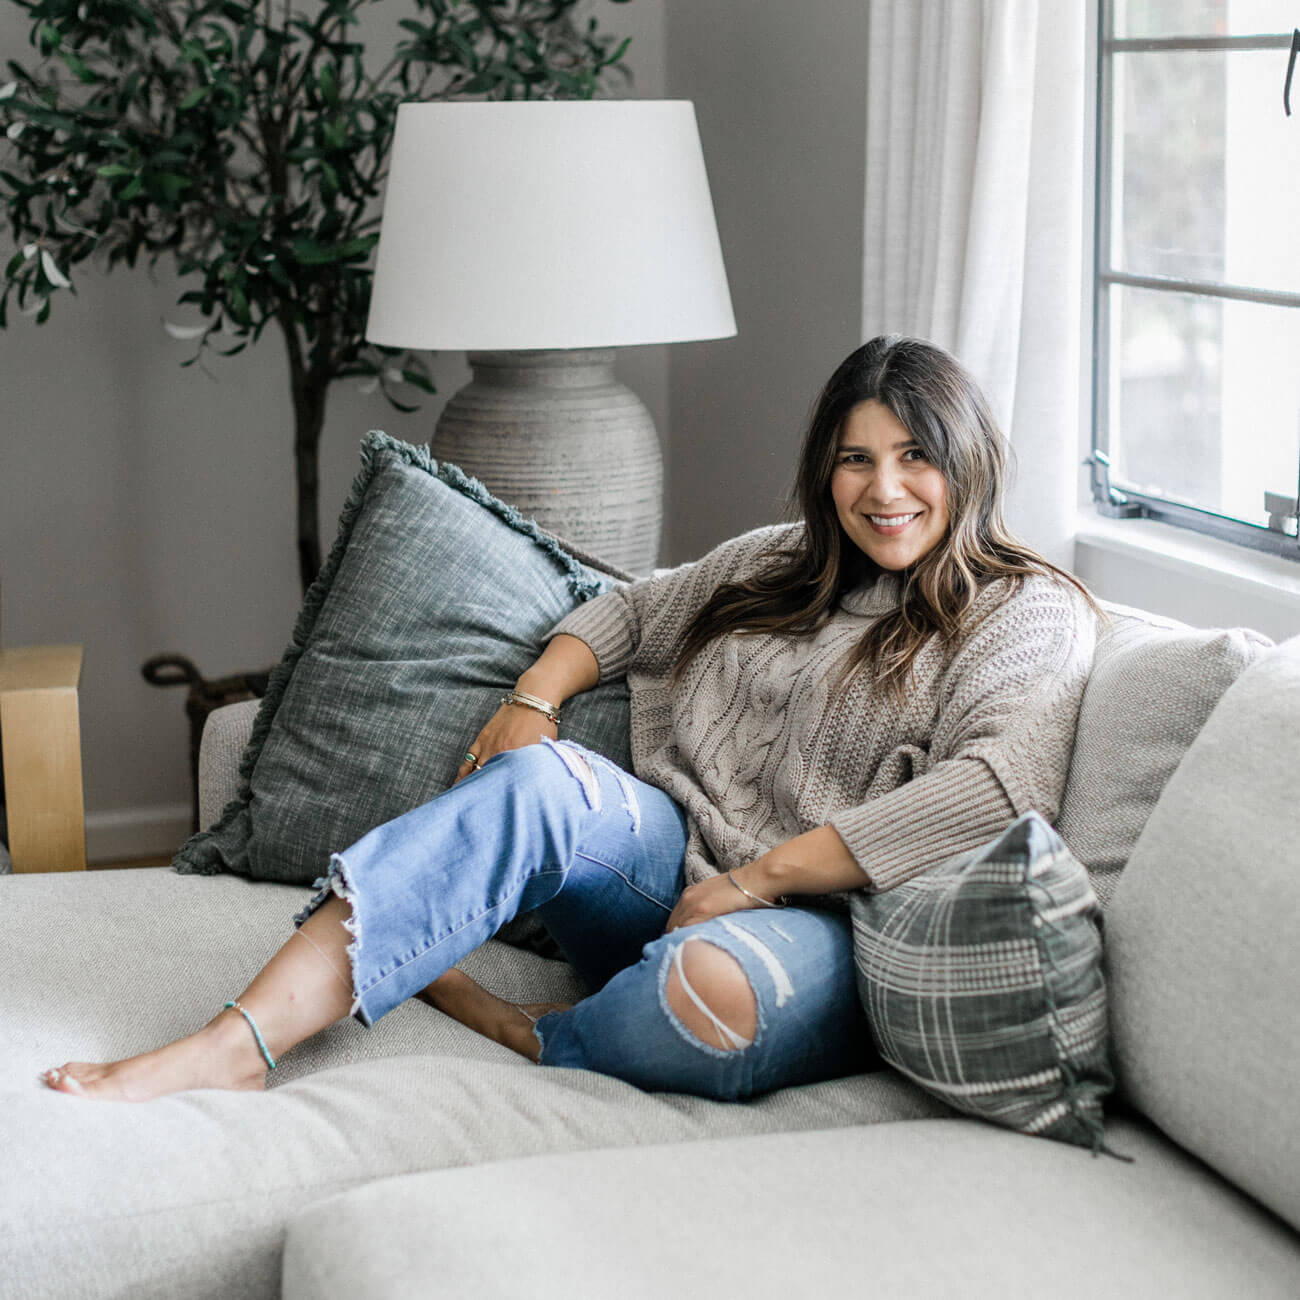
[831,401,951,571]
[42,335,1101,1110]
[674,335,1099,700]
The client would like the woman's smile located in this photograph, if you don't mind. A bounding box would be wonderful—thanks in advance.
[830,400,950,569]
[865,510,922,534]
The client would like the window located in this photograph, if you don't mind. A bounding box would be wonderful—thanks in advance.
[1092,1,1300,559]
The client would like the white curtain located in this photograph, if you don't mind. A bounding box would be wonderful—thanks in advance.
[862,0,1086,567]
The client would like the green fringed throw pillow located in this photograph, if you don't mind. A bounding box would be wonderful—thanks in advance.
[175,431,632,887]
[850,812,1113,1149]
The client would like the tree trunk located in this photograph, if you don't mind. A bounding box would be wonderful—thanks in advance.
[278,313,330,595]
[289,360,328,595]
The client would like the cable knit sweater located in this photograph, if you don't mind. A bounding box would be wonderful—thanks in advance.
[549,524,1096,895]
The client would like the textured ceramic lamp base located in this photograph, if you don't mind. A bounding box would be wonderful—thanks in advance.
[432,350,662,575]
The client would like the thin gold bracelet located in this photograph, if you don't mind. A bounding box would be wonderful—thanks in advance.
[727,869,786,909]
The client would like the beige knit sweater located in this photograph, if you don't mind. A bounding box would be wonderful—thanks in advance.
[550,524,1096,895]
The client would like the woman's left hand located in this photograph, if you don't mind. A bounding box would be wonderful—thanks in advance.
[664,865,782,932]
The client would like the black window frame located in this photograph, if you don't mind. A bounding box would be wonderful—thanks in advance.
[1090,3,1300,561]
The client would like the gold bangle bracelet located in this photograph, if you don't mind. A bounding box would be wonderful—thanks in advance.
[502,689,561,726]
[726,868,786,909]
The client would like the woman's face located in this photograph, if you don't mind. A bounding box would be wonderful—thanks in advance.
[830,400,950,571]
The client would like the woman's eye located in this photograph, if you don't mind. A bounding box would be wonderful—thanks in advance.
[903,448,927,462]
[839,453,868,465]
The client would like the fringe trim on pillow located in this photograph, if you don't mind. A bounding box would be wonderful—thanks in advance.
[1022,857,1122,1158]
[434,458,610,602]
[175,430,612,875]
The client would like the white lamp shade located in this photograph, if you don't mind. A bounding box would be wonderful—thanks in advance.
[365,101,736,351]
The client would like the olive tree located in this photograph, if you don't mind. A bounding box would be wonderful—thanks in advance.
[0,0,630,589]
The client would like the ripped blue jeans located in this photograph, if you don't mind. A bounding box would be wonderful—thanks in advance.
[294,740,874,1100]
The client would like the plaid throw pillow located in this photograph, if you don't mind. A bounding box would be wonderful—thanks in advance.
[850,812,1112,1149]
[174,431,631,887]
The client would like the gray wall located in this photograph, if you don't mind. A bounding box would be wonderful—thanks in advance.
[663,3,868,563]
[0,0,665,859]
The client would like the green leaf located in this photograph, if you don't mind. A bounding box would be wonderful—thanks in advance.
[340,234,378,258]
[401,368,436,394]
[292,239,342,265]
[0,170,37,197]
[318,63,339,107]
[59,50,96,84]
[155,173,193,203]
[179,86,211,111]
[96,164,134,178]
[120,176,143,200]
[40,249,70,289]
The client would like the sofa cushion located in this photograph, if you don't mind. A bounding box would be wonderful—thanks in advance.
[1107,634,1300,1233]
[0,866,949,1299]
[1056,601,1271,907]
[174,431,632,886]
[850,811,1110,1148]
[281,1116,1300,1300]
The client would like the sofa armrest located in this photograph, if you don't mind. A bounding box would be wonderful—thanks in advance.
[198,698,259,829]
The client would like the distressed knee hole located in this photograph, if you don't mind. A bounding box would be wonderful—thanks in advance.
[664,940,757,1052]
[542,738,641,831]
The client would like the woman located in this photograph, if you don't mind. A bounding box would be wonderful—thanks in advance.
[42,335,1097,1103]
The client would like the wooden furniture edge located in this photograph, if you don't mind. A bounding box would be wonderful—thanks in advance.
[1,644,87,872]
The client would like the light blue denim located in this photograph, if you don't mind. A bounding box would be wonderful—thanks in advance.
[295,739,875,1100]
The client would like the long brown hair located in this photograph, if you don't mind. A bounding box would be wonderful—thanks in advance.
[673,335,1098,696]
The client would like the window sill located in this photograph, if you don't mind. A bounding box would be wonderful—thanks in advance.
[1072,508,1300,642]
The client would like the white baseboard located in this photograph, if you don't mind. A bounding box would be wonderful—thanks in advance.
[85,804,192,864]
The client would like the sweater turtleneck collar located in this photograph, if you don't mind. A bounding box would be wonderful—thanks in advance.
[839,571,904,616]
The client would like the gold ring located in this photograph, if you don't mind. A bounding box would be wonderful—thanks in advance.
[464,751,480,769]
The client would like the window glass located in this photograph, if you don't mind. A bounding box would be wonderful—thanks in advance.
[1115,0,1298,38]
[1097,0,1300,549]
[1112,49,1300,291]
[1111,285,1300,526]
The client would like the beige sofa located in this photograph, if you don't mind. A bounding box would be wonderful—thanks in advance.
[2,609,1298,1299]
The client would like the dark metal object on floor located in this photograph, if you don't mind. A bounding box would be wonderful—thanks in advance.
[141,655,271,832]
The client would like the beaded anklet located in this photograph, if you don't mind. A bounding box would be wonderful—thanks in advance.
[223,1000,278,1071]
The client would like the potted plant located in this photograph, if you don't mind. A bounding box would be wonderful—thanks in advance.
[1,0,630,591]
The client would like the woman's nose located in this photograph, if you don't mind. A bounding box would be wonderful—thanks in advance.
[863,465,905,505]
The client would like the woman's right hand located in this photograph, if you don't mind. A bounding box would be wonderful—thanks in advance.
[453,701,558,784]
[454,636,598,783]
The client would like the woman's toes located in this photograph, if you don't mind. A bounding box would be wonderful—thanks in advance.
[42,1064,87,1093]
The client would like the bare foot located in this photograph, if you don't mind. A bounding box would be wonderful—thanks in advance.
[41,1011,271,1102]
[418,968,571,1062]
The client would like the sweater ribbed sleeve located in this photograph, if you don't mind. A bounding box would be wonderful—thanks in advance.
[828,761,1017,892]
[828,577,1096,891]
[547,526,797,682]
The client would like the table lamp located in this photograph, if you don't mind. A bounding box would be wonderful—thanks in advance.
[365,100,736,573]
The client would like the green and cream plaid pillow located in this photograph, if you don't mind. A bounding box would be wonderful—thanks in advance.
[850,812,1112,1149]
[174,431,631,888]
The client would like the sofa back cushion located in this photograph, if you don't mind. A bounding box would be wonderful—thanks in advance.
[1055,601,1271,907]
[175,432,633,887]
[1106,634,1300,1232]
